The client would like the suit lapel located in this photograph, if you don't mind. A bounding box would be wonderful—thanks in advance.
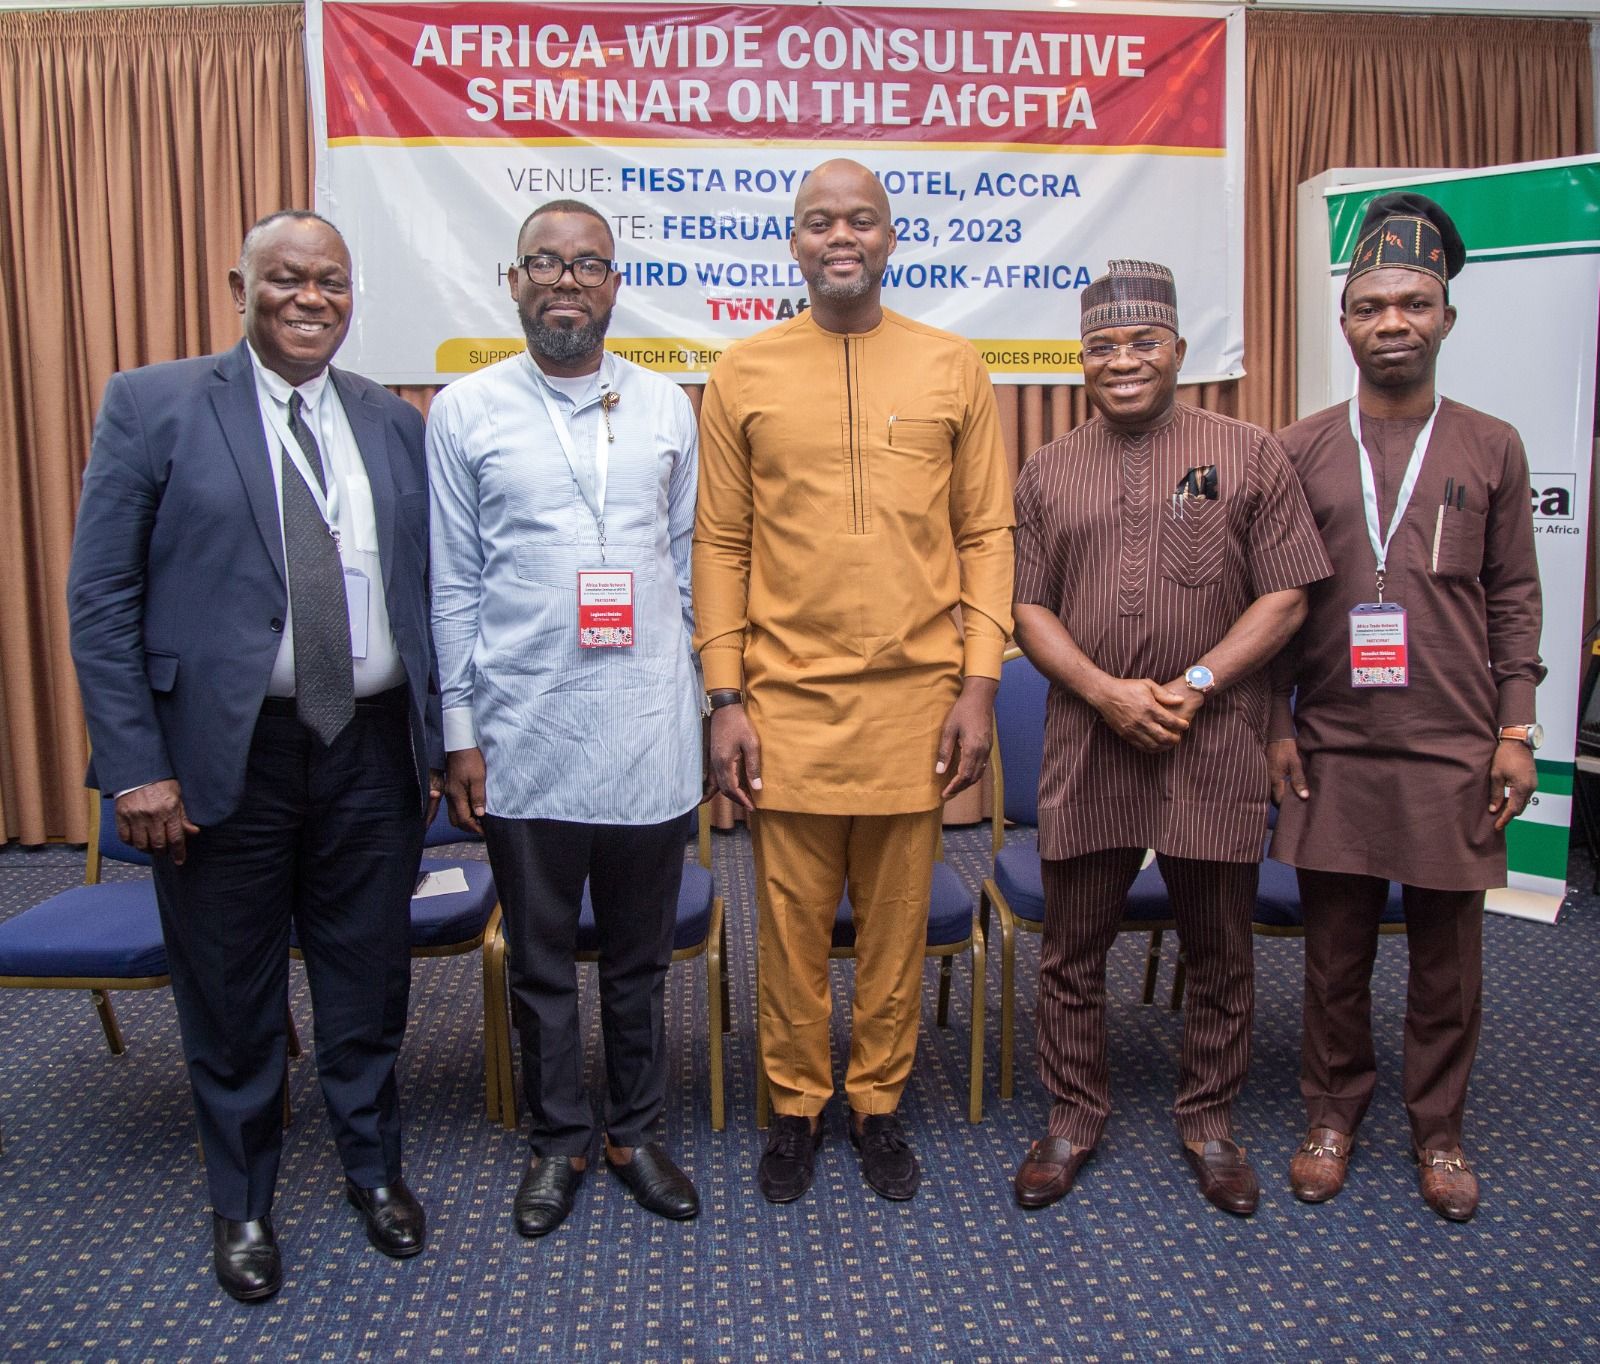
[332,368,397,598]
[209,340,286,587]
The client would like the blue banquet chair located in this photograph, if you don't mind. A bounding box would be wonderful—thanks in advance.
[979,648,1178,1101]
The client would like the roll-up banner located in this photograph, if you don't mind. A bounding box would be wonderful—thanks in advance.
[1321,158,1600,922]
[305,0,1245,386]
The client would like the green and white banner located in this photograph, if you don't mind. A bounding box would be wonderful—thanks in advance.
[1323,157,1600,919]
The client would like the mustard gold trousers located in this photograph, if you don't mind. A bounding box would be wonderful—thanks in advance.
[750,807,942,1116]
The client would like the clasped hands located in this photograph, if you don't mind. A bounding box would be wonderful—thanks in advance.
[1089,675,1204,753]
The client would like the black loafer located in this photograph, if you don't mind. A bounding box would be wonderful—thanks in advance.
[345,1177,427,1258]
[758,1114,824,1203]
[850,1113,920,1201]
[607,1142,700,1220]
[514,1156,583,1237]
[213,1214,282,1304]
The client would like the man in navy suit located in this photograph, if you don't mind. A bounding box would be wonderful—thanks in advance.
[67,211,442,1303]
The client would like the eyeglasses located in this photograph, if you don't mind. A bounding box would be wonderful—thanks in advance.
[513,254,617,288]
[1081,338,1173,362]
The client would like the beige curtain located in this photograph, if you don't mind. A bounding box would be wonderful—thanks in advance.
[0,6,1592,841]
[0,5,308,842]
[1241,12,1594,434]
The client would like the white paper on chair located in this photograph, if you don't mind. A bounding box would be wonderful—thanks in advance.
[413,868,468,898]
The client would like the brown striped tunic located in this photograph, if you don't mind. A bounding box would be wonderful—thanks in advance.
[1015,406,1332,863]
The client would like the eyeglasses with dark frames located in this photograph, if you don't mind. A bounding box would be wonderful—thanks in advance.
[513,254,617,288]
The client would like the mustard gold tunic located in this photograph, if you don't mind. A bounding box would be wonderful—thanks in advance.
[692,309,1015,814]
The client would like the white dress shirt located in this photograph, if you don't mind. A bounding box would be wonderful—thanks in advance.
[246,346,406,699]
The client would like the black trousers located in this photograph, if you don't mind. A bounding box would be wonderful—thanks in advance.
[483,810,691,1156]
[151,694,421,1221]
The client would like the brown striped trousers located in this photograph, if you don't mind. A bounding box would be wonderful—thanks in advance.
[1039,849,1257,1147]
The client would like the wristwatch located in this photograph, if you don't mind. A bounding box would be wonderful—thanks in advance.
[706,689,744,711]
[1497,723,1544,750]
[1183,665,1216,695]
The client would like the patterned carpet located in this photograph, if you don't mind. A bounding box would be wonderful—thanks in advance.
[0,823,1596,1363]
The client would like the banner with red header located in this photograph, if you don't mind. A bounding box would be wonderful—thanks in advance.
[307,0,1244,384]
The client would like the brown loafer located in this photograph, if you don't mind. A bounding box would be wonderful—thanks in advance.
[1289,1127,1354,1204]
[1182,1138,1260,1216]
[1416,1146,1478,1222]
[1014,1136,1093,1209]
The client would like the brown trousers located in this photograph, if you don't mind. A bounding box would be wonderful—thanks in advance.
[1298,867,1484,1150]
[1039,849,1257,1147]
[751,807,942,1117]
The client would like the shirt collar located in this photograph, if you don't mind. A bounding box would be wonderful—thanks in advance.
[247,343,331,415]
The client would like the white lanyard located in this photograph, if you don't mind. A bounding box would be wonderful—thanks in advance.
[1348,393,1441,600]
[266,393,342,534]
[532,356,612,551]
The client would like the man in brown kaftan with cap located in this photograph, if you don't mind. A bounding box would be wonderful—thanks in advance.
[1270,192,1543,1224]
[1010,260,1331,1216]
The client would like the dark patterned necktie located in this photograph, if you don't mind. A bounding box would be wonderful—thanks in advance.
[283,391,354,745]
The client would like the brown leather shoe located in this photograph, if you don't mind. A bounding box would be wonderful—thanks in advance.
[1182,1138,1260,1216]
[1014,1136,1093,1209]
[1416,1146,1479,1222]
[1289,1127,1354,1204]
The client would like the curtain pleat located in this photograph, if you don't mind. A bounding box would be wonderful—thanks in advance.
[0,6,1591,841]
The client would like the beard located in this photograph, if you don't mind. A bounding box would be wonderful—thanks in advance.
[805,261,882,302]
[521,300,611,365]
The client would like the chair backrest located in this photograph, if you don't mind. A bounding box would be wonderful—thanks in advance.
[993,648,1048,831]
[88,793,153,883]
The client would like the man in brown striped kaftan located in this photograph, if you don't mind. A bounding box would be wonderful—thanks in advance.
[1009,261,1331,1216]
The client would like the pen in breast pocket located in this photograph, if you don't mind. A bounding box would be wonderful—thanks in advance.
[1456,487,1464,511]
[1443,478,1454,507]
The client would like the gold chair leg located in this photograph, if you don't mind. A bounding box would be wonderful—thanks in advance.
[480,908,502,1123]
[708,898,726,1132]
[996,904,1017,1100]
[91,989,126,1055]
[1142,929,1163,1005]
[936,956,953,1027]
[967,930,986,1124]
[491,919,518,1130]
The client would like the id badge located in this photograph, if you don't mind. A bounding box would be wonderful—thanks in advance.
[343,567,370,660]
[578,569,635,648]
[1349,602,1407,687]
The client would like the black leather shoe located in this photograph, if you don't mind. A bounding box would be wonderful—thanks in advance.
[759,1114,823,1203]
[345,1178,426,1258]
[607,1142,700,1220]
[213,1214,282,1304]
[514,1156,583,1237]
[850,1113,920,1201]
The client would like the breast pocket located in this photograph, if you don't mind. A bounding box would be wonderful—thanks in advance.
[1158,499,1226,587]
[1431,506,1487,580]
[887,416,952,458]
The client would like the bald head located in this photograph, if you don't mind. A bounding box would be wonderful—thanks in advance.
[794,158,890,221]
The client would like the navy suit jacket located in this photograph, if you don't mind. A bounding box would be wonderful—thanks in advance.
[68,339,442,827]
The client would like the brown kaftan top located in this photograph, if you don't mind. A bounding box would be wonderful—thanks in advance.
[1015,406,1332,863]
[1269,398,1545,891]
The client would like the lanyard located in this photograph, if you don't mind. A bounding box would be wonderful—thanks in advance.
[531,356,613,558]
[265,392,342,536]
[1348,393,1441,601]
